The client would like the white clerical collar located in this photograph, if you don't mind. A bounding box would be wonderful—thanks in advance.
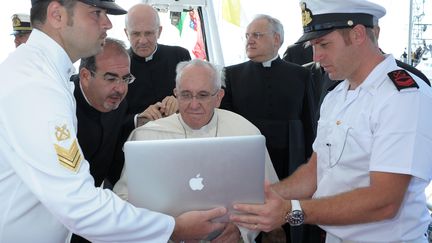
[79,81,94,108]
[178,110,219,138]
[145,44,158,62]
[262,54,279,67]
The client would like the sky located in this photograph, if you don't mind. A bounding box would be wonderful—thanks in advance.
[1,0,430,66]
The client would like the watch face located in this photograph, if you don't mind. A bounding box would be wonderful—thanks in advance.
[288,210,304,226]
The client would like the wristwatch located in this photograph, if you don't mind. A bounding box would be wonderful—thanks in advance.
[285,200,305,226]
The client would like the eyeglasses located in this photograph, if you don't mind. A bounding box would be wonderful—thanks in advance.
[176,89,219,102]
[245,31,272,40]
[91,71,135,85]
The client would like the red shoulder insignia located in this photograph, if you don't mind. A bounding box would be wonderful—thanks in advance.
[387,69,418,91]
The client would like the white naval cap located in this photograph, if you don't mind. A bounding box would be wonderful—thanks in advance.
[11,13,32,36]
[296,0,386,44]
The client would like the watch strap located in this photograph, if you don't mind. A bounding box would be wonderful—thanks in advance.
[285,199,305,226]
[291,200,301,211]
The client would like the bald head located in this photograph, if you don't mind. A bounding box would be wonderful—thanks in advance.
[125,4,160,30]
[124,4,162,58]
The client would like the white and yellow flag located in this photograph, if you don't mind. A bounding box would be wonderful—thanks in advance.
[222,0,241,27]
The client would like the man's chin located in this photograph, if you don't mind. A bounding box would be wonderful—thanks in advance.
[183,117,205,129]
[81,45,103,59]
[135,48,152,58]
[103,102,120,112]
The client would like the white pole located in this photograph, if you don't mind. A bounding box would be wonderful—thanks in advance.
[407,0,413,65]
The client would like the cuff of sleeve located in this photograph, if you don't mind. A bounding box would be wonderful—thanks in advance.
[134,114,138,127]
[238,225,259,243]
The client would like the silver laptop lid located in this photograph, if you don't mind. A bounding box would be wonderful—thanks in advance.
[124,135,265,222]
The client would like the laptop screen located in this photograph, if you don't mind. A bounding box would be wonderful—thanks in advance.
[123,135,266,222]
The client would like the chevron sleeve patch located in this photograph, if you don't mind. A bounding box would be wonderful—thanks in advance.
[49,121,82,173]
[54,139,82,172]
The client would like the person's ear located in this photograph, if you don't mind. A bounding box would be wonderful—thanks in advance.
[157,26,163,39]
[215,89,225,108]
[274,32,282,48]
[79,68,92,88]
[46,1,66,29]
[124,28,130,40]
[351,25,367,44]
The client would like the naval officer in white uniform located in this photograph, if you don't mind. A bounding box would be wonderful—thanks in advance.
[0,0,226,242]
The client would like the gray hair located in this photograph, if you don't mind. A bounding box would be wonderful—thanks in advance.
[175,59,224,90]
[251,14,284,46]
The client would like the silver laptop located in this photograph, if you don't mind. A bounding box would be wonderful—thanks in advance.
[123,135,265,222]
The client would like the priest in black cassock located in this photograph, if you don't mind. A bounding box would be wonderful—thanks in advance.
[111,5,192,188]
[71,38,133,243]
[221,14,322,243]
[123,4,191,131]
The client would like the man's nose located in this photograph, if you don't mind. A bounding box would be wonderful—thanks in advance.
[101,13,113,30]
[188,97,201,109]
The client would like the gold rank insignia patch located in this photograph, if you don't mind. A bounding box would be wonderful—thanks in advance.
[51,122,82,173]
[54,139,82,172]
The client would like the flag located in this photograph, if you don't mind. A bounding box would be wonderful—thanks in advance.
[189,10,207,60]
[222,0,241,27]
[175,12,187,36]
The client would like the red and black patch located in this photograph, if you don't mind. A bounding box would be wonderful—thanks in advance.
[387,69,418,91]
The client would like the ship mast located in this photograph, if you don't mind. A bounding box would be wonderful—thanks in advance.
[408,0,431,66]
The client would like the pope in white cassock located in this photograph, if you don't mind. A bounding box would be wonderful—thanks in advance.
[114,59,279,243]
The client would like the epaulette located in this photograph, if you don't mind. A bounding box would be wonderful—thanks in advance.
[387,69,418,91]
[327,80,343,91]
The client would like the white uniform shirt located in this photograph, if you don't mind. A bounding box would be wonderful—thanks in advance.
[114,109,279,243]
[313,54,432,242]
[0,29,174,243]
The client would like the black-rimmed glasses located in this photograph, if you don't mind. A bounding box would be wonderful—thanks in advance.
[91,71,135,85]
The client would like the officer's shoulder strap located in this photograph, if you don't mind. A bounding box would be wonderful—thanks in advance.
[387,69,419,91]
[395,60,431,86]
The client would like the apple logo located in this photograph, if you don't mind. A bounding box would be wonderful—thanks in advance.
[189,173,204,191]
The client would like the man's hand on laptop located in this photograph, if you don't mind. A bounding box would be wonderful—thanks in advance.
[230,182,286,233]
[171,207,227,242]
